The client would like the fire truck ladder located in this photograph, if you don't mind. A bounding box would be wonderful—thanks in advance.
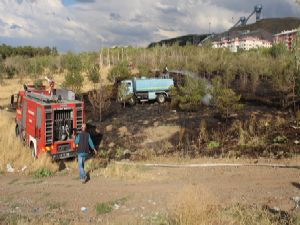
[76,104,83,130]
[45,110,53,145]
[26,92,52,103]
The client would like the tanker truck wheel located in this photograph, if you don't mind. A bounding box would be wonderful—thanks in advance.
[157,94,166,104]
[128,97,136,106]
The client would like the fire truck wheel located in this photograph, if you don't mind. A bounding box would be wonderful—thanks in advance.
[30,142,37,158]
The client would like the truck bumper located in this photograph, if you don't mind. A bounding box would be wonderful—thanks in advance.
[51,151,77,160]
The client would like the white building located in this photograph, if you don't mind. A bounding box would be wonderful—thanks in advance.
[212,36,272,52]
[273,29,298,50]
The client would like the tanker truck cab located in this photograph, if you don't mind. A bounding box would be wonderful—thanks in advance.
[121,77,174,105]
[123,80,134,95]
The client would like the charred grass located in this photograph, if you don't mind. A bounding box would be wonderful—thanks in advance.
[92,101,300,161]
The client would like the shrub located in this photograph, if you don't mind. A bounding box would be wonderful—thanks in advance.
[95,198,127,215]
[95,202,113,215]
[171,77,206,111]
[207,141,220,150]
[212,76,243,119]
[33,79,43,89]
[33,168,53,178]
[268,43,287,58]
[5,65,17,79]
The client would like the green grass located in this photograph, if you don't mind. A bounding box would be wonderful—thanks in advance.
[95,202,113,215]
[47,201,66,210]
[33,168,53,179]
[95,197,128,215]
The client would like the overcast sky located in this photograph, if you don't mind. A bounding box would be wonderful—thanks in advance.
[0,0,299,52]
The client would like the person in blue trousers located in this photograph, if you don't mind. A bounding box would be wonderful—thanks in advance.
[74,123,97,183]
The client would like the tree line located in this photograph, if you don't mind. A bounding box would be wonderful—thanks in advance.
[0,44,58,59]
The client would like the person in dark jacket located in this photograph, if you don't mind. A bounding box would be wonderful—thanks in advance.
[74,124,97,183]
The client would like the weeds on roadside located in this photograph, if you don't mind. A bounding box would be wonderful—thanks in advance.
[95,197,128,215]
[47,201,66,210]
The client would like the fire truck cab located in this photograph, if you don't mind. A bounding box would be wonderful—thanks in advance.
[14,84,84,160]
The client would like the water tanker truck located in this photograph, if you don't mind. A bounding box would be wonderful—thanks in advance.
[121,77,174,105]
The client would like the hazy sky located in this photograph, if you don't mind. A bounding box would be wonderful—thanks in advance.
[0,0,299,52]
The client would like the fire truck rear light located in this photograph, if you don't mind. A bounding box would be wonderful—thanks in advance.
[51,145,54,150]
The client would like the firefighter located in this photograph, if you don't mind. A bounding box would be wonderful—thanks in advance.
[163,64,168,74]
[74,123,97,183]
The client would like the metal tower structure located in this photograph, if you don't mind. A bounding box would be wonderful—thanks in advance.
[232,4,263,28]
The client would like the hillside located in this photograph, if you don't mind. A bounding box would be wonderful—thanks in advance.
[148,34,209,48]
[229,17,300,34]
[212,17,300,41]
[149,17,300,46]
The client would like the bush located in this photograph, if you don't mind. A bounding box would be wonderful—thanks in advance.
[33,168,53,178]
[207,141,220,150]
[171,77,206,111]
[268,43,287,58]
[212,76,243,119]
[5,65,17,79]
[33,79,43,89]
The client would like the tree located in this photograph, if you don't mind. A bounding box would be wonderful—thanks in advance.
[171,77,206,111]
[137,63,151,77]
[0,59,4,83]
[211,76,243,119]
[88,66,100,89]
[117,82,134,107]
[292,29,300,109]
[62,53,84,94]
[88,80,112,121]
[108,61,131,83]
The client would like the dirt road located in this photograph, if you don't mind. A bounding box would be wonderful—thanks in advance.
[0,163,299,224]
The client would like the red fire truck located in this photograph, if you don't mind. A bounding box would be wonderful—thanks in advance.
[13,81,84,160]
